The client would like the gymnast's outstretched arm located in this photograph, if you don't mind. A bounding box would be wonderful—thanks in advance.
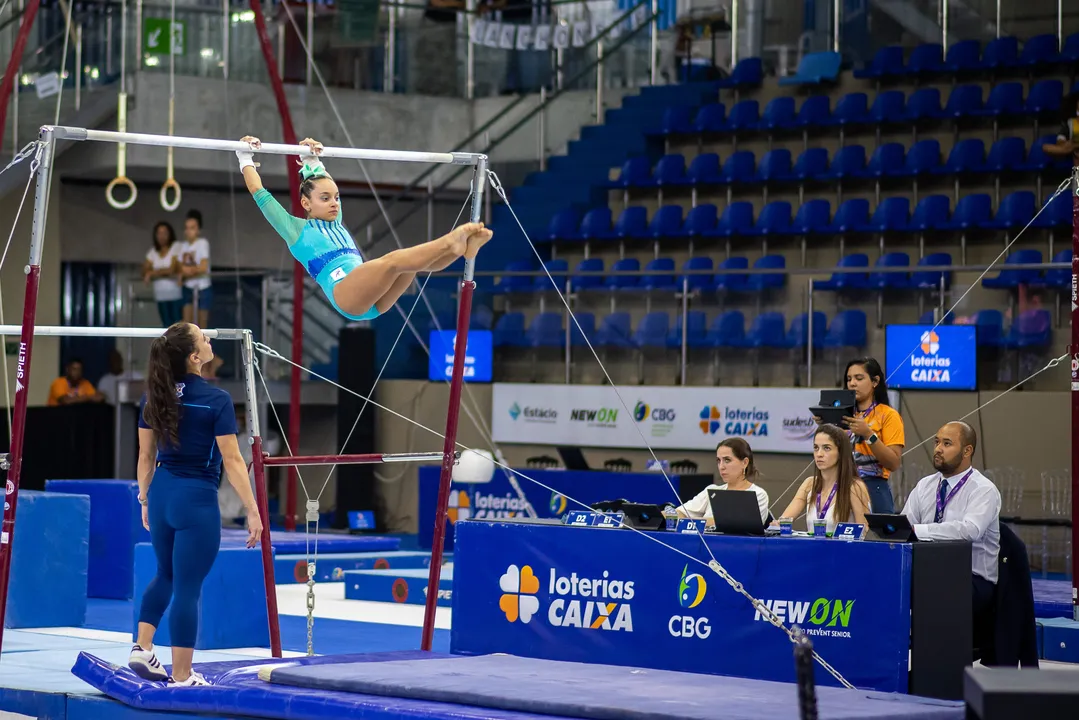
[237,136,306,246]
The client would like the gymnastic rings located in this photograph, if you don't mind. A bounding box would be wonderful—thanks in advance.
[105,92,137,210]
[159,96,182,212]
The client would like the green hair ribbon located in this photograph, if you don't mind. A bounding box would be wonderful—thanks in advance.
[299,158,328,182]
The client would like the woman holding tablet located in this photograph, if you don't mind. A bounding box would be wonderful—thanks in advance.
[676,438,770,525]
[775,424,870,534]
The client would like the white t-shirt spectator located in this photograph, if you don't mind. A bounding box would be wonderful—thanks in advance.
[97,369,145,405]
[179,237,212,291]
[146,245,182,302]
[679,483,770,524]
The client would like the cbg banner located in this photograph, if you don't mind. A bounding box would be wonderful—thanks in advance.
[491,384,823,454]
[451,521,912,693]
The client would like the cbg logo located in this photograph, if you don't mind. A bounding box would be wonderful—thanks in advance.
[669,565,711,639]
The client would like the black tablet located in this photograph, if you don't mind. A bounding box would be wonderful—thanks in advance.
[865,513,919,543]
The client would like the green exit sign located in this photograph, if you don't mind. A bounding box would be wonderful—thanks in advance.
[143,17,186,57]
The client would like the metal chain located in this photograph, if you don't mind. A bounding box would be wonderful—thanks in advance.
[305,498,320,656]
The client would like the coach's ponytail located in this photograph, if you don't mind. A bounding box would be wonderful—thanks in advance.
[144,323,195,448]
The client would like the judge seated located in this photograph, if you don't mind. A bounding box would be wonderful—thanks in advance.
[676,438,769,526]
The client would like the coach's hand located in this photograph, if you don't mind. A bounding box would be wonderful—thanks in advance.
[142,504,150,531]
[246,505,264,548]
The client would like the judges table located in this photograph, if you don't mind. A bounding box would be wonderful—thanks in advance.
[450,518,972,700]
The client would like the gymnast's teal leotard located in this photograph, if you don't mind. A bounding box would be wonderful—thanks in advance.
[253,188,379,321]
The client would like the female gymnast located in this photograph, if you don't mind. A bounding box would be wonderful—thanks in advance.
[236,136,492,320]
[128,322,263,687]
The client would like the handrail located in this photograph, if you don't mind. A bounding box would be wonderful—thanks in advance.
[350,0,657,252]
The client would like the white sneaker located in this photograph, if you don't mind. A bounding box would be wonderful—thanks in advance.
[169,671,210,687]
[128,644,168,682]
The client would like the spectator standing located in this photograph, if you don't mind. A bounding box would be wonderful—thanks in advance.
[144,221,183,328]
[179,209,212,329]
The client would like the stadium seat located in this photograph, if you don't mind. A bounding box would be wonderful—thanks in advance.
[570,313,596,347]
[705,311,747,348]
[470,305,494,331]
[759,96,796,133]
[794,95,831,130]
[634,312,671,349]
[941,84,984,120]
[720,151,757,184]
[713,256,750,292]
[981,249,1043,289]
[527,313,565,348]
[911,252,953,291]
[973,309,1005,347]
[716,57,764,90]
[979,36,1018,72]
[981,191,1035,230]
[533,259,568,291]
[743,312,788,348]
[686,153,723,187]
[919,310,953,325]
[574,207,615,242]
[791,147,831,182]
[493,312,526,347]
[680,203,719,237]
[1032,191,1073,229]
[1015,134,1068,173]
[789,199,831,235]
[546,208,581,243]
[938,194,992,232]
[903,88,944,124]
[744,201,792,236]
[854,46,904,81]
[613,206,649,241]
[668,310,708,348]
[943,40,981,76]
[1024,79,1063,117]
[679,257,715,292]
[867,197,911,234]
[647,106,694,138]
[867,90,907,127]
[755,148,794,183]
[906,195,951,233]
[819,145,867,182]
[779,51,842,87]
[571,258,605,293]
[1017,34,1058,72]
[821,310,868,350]
[826,92,868,131]
[693,103,727,133]
[784,311,828,349]
[606,156,651,189]
[1004,309,1052,350]
[641,154,688,188]
[813,254,870,292]
[646,205,685,239]
[983,137,1026,174]
[605,258,640,291]
[638,258,677,291]
[826,198,871,234]
[1059,32,1079,65]
[492,261,534,295]
[1041,249,1072,291]
[974,82,1024,119]
[862,143,906,180]
[933,138,985,176]
[904,43,944,76]
[708,201,756,238]
[747,255,787,292]
[594,312,635,349]
[869,252,911,290]
[726,100,760,132]
[894,139,941,178]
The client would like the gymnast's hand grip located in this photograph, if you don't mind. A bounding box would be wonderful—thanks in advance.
[105,176,138,210]
[159,177,182,212]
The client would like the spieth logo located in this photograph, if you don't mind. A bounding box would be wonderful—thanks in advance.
[499,564,540,624]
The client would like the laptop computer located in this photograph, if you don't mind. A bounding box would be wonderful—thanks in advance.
[707,489,766,536]
[810,389,857,427]
[865,513,919,542]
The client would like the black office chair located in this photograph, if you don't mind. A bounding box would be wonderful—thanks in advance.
[973,522,1039,667]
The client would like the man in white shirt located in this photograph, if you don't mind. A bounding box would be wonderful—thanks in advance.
[96,349,144,405]
[901,421,1001,620]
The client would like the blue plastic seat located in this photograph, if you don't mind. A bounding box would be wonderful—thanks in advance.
[571,258,604,293]
[894,139,941,177]
[1004,309,1052,350]
[668,310,708,348]
[1031,191,1072,229]
[938,194,992,231]
[1059,32,1079,64]
[919,310,953,325]
[638,257,676,291]
[813,254,870,292]
[905,44,944,76]
[819,145,866,181]
[606,156,651,189]
[784,311,828,349]
[759,96,796,133]
[720,151,756,184]
[744,201,792,236]
[533,259,568,291]
[789,199,831,235]
[713,256,749,292]
[941,84,983,120]
[681,204,718,237]
[867,90,906,126]
[470,305,494,331]
[679,256,715,292]
[641,154,687,187]
[982,249,1043,289]
[794,95,831,129]
[973,310,1004,347]
[743,312,788,348]
[708,202,755,238]
[686,153,723,187]
[827,92,868,129]
[911,252,952,291]
[493,312,526,347]
[716,57,764,90]
[932,138,985,176]
[693,103,727,133]
[905,195,951,233]
[649,106,694,137]
[779,51,842,87]
[979,36,1018,71]
[605,257,640,291]
[569,312,596,347]
[862,143,906,180]
[983,137,1026,174]
[546,208,581,243]
[943,40,981,75]
[1015,134,1067,173]
[594,312,634,349]
[1041,249,1072,290]
[974,82,1024,119]
[527,312,565,348]
[867,197,910,233]
[790,147,831,182]
[634,312,671,349]
[826,198,871,234]
[869,252,911,290]
[575,207,614,242]
[981,191,1035,230]
[1025,80,1063,116]
[747,254,787,292]
[821,310,867,350]
[493,261,534,295]
[903,87,944,123]
[854,46,904,81]
[647,205,684,239]
[726,100,760,132]
[705,311,747,348]
[755,148,794,183]
[613,206,649,241]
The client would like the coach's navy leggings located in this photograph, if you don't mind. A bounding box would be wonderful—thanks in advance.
[137,468,221,648]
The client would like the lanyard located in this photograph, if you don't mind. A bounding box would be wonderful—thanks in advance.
[935,469,973,523]
[816,482,838,519]
[848,402,876,443]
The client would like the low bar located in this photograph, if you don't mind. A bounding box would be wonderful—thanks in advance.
[44,126,481,166]
[262,451,453,467]
[0,325,243,339]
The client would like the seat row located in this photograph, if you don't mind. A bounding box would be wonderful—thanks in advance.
[649,80,1073,138]
[607,137,1070,192]
[546,191,1072,246]
[855,36,1079,82]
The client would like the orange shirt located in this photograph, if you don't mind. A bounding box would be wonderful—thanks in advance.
[851,403,904,481]
[47,377,97,406]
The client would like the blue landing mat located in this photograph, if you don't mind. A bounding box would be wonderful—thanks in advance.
[261,655,963,720]
[1032,578,1072,619]
[221,529,400,554]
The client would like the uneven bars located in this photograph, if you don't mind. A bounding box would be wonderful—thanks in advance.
[43,126,483,166]
[0,325,243,340]
[262,451,454,467]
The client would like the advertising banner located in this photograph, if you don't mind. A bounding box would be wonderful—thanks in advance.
[885,324,977,391]
[451,521,912,693]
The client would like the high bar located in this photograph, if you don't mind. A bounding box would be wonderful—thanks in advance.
[42,126,483,166]
[0,325,245,340]
[262,451,455,467]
